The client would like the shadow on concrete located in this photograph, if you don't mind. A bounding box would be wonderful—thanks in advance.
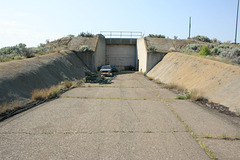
[114,71,137,75]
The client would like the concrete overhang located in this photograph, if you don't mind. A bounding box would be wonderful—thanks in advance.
[106,38,137,45]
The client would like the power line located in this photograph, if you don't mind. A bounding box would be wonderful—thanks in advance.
[188,16,191,39]
[235,0,239,43]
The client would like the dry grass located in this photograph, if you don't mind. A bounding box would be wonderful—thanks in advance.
[147,77,153,81]
[31,88,55,100]
[31,85,64,100]
[236,109,240,116]
[0,101,21,115]
[162,83,178,89]
[1,80,83,115]
[176,85,186,92]
[163,83,204,101]
[154,79,163,84]
[190,89,204,101]
[31,80,83,101]
[163,83,186,92]
[63,80,72,88]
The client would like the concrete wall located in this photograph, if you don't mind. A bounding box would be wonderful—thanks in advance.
[106,44,136,70]
[146,52,166,72]
[137,38,147,72]
[105,38,137,45]
[94,36,106,70]
[70,35,106,72]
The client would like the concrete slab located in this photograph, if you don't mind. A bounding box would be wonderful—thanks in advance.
[61,87,158,100]
[167,99,240,137]
[0,132,209,160]
[2,72,239,159]
[0,98,185,134]
[201,138,240,160]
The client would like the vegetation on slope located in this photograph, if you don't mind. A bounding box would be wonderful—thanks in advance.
[0,32,95,63]
[0,80,84,115]
[184,42,240,65]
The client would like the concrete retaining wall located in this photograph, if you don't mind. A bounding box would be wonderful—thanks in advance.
[147,52,240,113]
[0,52,90,105]
[137,38,147,72]
[95,36,106,70]
[137,38,167,72]
[68,36,105,72]
[146,52,166,72]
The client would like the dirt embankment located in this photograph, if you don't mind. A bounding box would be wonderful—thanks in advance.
[145,37,205,53]
[0,52,90,105]
[147,52,240,113]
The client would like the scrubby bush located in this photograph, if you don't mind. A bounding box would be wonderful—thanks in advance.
[184,41,240,65]
[232,57,240,64]
[184,43,203,54]
[148,34,165,38]
[219,44,232,49]
[67,34,75,37]
[199,45,211,56]
[147,46,157,53]
[189,44,202,51]
[0,43,27,56]
[33,46,51,54]
[0,56,15,62]
[39,43,46,47]
[211,47,220,55]
[219,50,229,57]
[23,51,35,58]
[79,46,94,53]
[228,49,240,58]
[212,38,221,43]
[174,36,178,39]
[78,32,95,37]
[217,48,240,59]
[192,35,211,42]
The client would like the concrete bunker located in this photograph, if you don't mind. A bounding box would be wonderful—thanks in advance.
[105,38,137,71]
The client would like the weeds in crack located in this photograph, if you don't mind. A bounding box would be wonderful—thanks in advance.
[144,129,152,133]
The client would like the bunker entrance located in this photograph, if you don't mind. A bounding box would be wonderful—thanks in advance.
[106,44,136,71]
[101,31,142,71]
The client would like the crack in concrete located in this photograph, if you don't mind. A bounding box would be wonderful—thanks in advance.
[0,130,188,135]
[85,86,143,88]
[199,135,240,141]
[61,96,151,101]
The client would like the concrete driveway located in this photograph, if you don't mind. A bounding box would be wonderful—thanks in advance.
[0,72,239,159]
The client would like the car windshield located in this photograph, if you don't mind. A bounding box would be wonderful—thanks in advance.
[101,65,111,69]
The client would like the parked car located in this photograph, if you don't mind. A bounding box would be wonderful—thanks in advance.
[100,65,113,76]
[110,65,118,72]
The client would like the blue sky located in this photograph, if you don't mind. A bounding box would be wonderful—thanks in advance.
[0,0,239,47]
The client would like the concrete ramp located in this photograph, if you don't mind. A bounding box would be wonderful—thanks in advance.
[147,52,240,113]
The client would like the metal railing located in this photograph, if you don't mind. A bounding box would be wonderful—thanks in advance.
[100,31,142,39]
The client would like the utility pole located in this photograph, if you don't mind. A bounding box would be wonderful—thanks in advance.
[235,0,240,43]
[188,16,191,39]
